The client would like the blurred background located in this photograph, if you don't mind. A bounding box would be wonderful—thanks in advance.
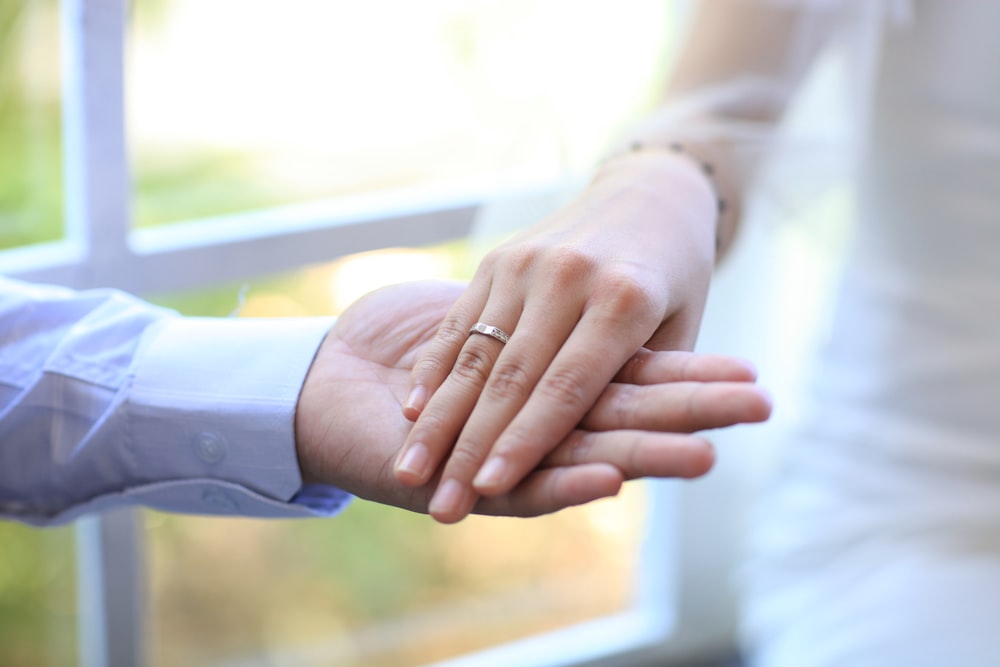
[1,1,686,665]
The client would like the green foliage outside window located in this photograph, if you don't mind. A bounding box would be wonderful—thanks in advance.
[0,1,62,251]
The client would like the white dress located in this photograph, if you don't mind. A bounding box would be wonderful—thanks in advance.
[743,2,1000,665]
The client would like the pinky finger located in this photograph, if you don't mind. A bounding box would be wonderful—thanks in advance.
[472,463,624,518]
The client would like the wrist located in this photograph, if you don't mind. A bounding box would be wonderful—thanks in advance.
[597,143,739,261]
[586,149,720,256]
[294,346,331,486]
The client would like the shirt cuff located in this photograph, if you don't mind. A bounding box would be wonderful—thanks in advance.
[12,479,354,527]
[124,315,351,518]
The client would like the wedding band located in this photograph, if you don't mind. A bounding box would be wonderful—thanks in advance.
[469,322,510,345]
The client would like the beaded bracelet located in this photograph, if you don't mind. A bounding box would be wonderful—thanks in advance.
[621,140,733,255]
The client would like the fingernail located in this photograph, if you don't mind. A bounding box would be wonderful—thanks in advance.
[474,457,508,490]
[403,385,427,416]
[395,443,429,480]
[429,479,466,520]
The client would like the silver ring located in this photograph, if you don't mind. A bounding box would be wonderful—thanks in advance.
[469,322,510,345]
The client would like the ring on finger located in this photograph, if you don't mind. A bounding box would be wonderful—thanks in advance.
[469,322,511,345]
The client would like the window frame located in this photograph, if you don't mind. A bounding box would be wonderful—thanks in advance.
[0,1,744,665]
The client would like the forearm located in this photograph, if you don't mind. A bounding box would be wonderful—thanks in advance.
[610,0,839,260]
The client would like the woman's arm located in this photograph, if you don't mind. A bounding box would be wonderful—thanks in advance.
[397,0,837,523]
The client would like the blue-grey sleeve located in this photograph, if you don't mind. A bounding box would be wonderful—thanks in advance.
[0,276,351,525]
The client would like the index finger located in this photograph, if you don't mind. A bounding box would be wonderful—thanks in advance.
[401,279,491,420]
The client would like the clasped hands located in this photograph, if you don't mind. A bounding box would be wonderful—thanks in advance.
[298,144,769,523]
[296,279,770,521]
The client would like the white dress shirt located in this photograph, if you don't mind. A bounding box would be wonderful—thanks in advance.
[0,275,352,526]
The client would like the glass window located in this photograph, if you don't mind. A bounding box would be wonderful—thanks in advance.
[3,0,684,663]
[0,523,78,667]
[0,0,63,250]
[146,493,647,667]
[127,0,672,228]
[0,6,76,666]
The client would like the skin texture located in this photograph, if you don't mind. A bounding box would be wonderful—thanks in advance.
[395,150,724,522]
[295,280,771,520]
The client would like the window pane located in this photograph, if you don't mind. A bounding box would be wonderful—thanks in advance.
[0,5,74,659]
[147,493,646,667]
[0,1,63,250]
[0,523,78,667]
[127,0,671,228]
[143,245,649,666]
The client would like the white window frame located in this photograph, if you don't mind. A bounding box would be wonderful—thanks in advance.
[0,1,745,665]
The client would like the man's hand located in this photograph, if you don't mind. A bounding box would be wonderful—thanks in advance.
[295,281,770,520]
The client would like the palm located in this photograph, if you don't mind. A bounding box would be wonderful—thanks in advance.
[332,281,464,384]
[296,282,466,510]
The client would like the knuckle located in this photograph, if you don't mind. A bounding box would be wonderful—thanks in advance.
[546,247,598,286]
[436,318,471,348]
[486,360,533,401]
[497,244,541,275]
[538,365,592,412]
[479,242,523,276]
[683,386,700,430]
[680,353,697,381]
[568,433,596,465]
[478,248,502,273]
[593,269,657,319]
[445,443,488,476]
[625,433,645,476]
[452,345,495,387]
[491,426,534,460]
[610,384,638,429]
[414,354,450,378]
[415,319,471,379]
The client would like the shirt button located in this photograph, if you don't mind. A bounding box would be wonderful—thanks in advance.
[202,489,239,513]
[194,432,227,464]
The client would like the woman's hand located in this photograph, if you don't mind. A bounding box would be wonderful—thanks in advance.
[296,280,769,519]
[393,151,729,522]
